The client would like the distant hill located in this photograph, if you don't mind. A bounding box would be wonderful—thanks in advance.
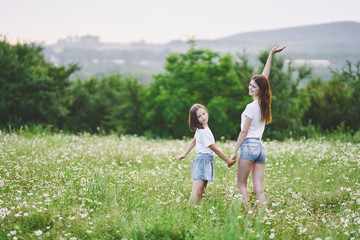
[208,21,360,63]
[42,21,360,82]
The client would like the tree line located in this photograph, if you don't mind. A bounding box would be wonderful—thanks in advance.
[1,38,359,140]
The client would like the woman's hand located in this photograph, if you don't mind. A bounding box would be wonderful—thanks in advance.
[270,45,286,55]
[230,153,237,162]
[262,45,286,77]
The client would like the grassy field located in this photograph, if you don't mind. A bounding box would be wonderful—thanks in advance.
[0,132,359,239]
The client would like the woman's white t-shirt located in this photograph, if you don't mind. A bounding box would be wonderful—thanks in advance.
[241,100,265,139]
[195,126,215,154]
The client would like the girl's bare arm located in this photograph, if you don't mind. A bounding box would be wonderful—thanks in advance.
[174,138,196,161]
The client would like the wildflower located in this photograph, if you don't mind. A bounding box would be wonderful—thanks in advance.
[299,227,307,234]
[10,231,16,235]
[86,230,93,234]
[347,188,351,192]
[269,233,275,239]
[80,178,86,187]
[209,209,213,213]
[34,230,43,236]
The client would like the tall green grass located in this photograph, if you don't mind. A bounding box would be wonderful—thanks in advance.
[0,132,359,239]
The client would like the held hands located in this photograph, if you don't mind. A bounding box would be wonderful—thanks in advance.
[270,45,286,55]
[227,159,236,168]
[226,153,237,168]
[174,152,237,168]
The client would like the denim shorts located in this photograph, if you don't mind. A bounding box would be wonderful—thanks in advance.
[239,138,266,163]
[191,153,214,182]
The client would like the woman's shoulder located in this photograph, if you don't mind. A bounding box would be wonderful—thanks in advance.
[247,100,259,108]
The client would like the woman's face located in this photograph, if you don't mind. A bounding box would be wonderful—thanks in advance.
[249,80,260,97]
[196,108,208,127]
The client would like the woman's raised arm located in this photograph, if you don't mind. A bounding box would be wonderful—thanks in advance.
[262,45,286,79]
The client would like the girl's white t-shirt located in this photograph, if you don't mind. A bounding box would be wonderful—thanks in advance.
[195,126,215,154]
[241,100,265,139]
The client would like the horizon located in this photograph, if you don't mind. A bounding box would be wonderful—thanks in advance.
[2,0,360,45]
[46,20,360,46]
[5,20,360,47]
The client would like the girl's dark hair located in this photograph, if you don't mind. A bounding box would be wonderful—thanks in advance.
[188,104,208,132]
[253,75,272,124]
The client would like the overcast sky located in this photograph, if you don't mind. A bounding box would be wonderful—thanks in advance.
[2,0,360,45]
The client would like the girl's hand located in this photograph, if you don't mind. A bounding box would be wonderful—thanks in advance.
[270,45,286,55]
[174,154,186,162]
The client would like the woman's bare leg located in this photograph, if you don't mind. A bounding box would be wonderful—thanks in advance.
[252,163,266,205]
[252,166,256,195]
[237,158,253,202]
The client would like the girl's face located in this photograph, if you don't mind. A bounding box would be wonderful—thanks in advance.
[249,80,260,97]
[196,108,208,127]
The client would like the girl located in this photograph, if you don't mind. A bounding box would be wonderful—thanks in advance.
[230,45,285,205]
[175,104,236,204]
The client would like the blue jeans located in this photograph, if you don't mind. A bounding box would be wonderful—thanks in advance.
[191,153,214,182]
[240,138,266,163]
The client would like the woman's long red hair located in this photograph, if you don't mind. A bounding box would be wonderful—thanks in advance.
[253,75,272,124]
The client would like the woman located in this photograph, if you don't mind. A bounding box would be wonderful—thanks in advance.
[231,45,285,205]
